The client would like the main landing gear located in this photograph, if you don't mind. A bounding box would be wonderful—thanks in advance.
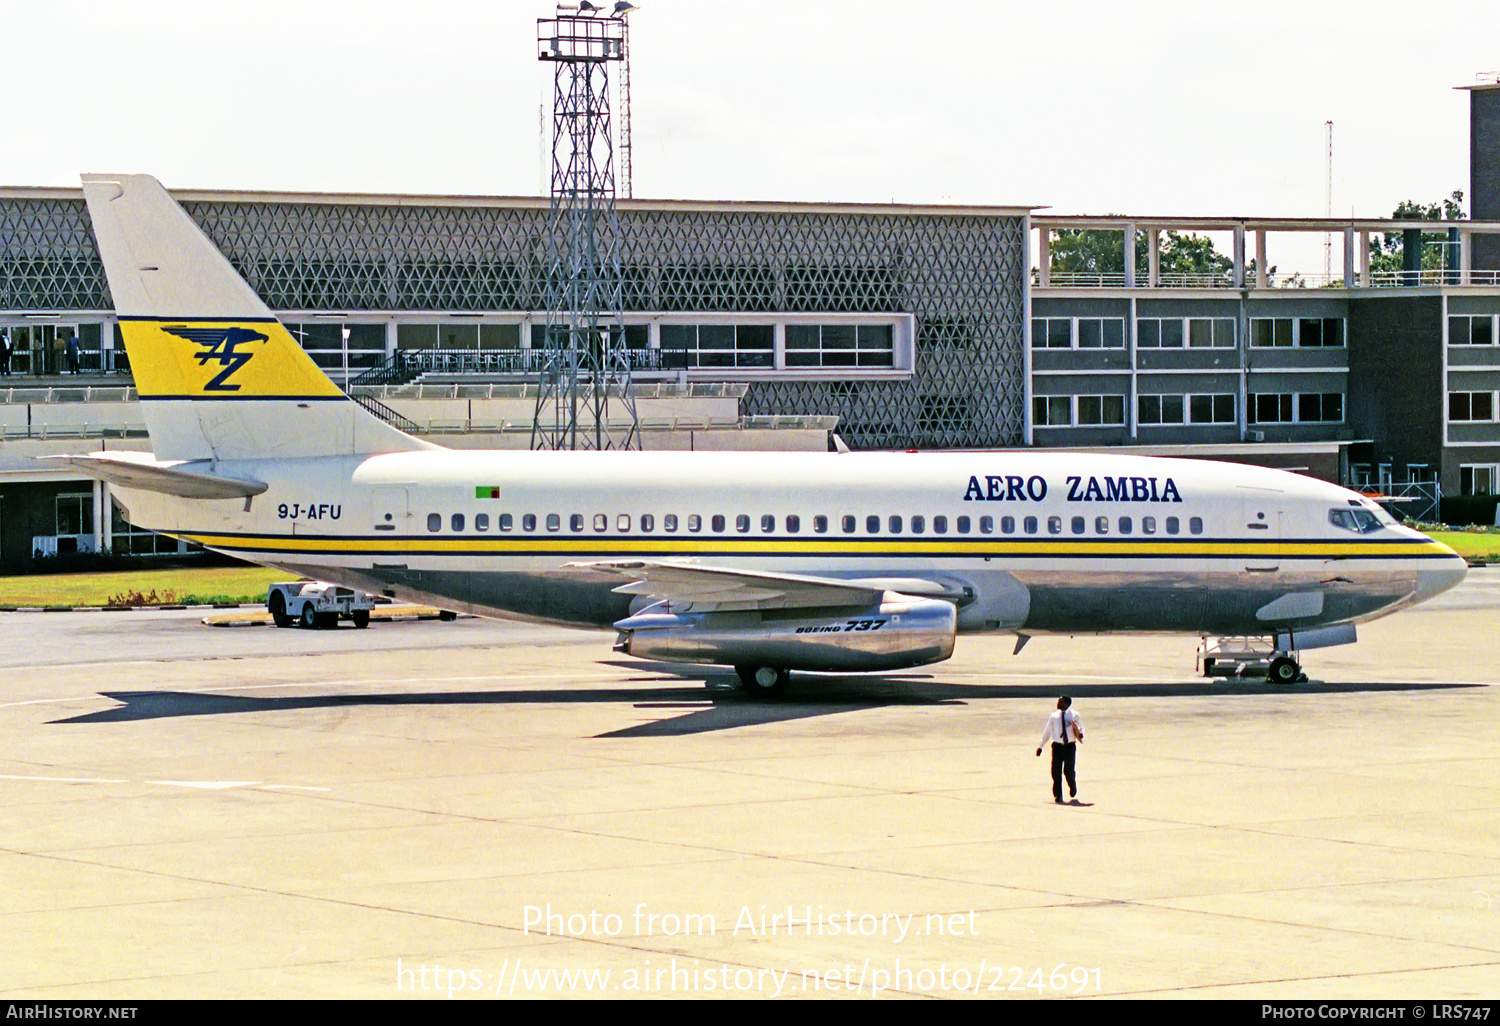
[735,664,790,697]
[1267,656,1302,684]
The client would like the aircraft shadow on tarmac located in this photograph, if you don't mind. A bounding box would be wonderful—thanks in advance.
[49,663,1486,737]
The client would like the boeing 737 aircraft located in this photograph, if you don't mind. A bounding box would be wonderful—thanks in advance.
[56,174,1467,694]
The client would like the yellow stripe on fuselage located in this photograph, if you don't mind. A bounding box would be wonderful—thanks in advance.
[119,319,345,399]
[178,533,1451,559]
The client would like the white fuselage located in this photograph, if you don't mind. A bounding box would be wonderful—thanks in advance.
[112,448,1466,643]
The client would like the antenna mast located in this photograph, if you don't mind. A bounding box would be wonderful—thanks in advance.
[1324,120,1334,281]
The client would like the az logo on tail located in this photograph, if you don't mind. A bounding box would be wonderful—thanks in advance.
[162,326,269,392]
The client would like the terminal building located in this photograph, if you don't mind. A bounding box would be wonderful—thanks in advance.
[3,82,1500,570]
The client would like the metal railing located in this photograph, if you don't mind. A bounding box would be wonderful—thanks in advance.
[0,349,127,376]
[352,380,748,402]
[0,423,146,440]
[394,413,836,435]
[352,347,675,385]
[0,386,137,404]
[1352,480,1442,523]
[1037,268,1500,290]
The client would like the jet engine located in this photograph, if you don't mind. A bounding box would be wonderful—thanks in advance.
[613,592,957,672]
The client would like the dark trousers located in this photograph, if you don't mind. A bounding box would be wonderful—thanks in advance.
[1050,741,1077,800]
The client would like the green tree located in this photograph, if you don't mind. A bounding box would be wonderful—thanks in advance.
[1369,190,1465,275]
[1046,227,1243,282]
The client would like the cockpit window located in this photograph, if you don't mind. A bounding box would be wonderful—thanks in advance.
[1329,507,1383,533]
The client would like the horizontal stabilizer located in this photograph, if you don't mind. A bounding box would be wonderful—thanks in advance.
[40,453,267,500]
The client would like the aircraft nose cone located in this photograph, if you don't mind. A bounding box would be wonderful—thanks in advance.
[1412,543,1468,605]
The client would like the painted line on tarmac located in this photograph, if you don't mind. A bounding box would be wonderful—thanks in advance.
[0,774,130,784]
[0,773,330,792]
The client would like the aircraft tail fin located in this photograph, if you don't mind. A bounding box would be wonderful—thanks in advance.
[81,173,430,461]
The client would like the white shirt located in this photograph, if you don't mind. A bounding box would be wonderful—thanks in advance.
[1039,708,1080,746]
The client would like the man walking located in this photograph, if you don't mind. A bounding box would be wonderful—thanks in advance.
[0,331,11,377]
[1036,696,1083,804]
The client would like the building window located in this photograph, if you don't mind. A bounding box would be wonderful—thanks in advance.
[1035,394,1125,427]
[1031,317,1125,349]
[1033,396,1071,426]
[1250,317,1345,348]
[1076,395,1126,426]
[1450,314,1497,347]
[1189,394,1237,424]
[1140,317,1233,349]
[1251,392,1344,424]
[785,324,895,368]
[1140,393,1234,425]
[659,324,774,369]
[1450,391,1497,422]
[1461,465,1500,495]
[1138,394,1185,425]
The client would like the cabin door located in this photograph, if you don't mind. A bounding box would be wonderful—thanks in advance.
[1238,486,1284,574]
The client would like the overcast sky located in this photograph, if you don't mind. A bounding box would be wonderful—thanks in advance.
[4,1,1497,270]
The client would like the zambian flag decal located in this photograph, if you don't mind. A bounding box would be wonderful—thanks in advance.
[476,486,501,499]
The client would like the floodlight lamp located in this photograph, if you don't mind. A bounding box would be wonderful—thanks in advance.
[578,1,599,11]
[613,1,639,15]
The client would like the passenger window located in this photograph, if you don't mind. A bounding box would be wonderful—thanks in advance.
[1190,517,1204,535]
[427,513,442,532]
[1025,516,1038,534]
[1071,516,1086,535]
[980,516,994,535]
[814,515,829,534]
[957,516,971,534]
[1048,516,1063,535]
[934,516,948,534]
[1095,516,1109,534]
[1119,516,1132,535]
[712,515,726,533]
[594,514,608,532]
[867,515,880,533]
[475,513,490,532]
[570,514,584,532]
[1166,517,1180,535]
[889,515,903,534]
[785,515,800,533]
[1001,516,1015,534]
[763,515,776,533]
[688,515,702,533]
[843,515,857,534]
[735,515,750,533]
[640,514,653,532]
[617,514,631,532]
[499,513,514,532]
[663,514,677,532]
[1142,516,1156,535]
[452,514,465,532]
[523,514,537,532]
[911,516,925,534]
[547,514,561,532]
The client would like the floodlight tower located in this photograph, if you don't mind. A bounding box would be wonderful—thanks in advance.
[532,3,638,451]
[617,2,638,200]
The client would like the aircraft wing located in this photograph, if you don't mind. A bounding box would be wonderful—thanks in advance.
[570,560,966,611]
[39,453,267,500]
